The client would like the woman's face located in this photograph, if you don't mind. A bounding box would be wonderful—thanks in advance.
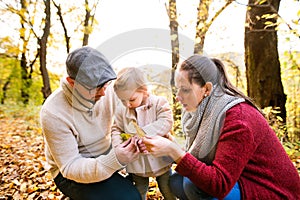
[175,70,206,112]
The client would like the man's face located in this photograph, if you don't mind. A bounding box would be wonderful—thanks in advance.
[74,80,112,102]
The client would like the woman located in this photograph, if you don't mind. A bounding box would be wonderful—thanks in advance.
[139,55,300,199]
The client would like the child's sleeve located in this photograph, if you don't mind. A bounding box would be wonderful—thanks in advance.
[142,96,173,136]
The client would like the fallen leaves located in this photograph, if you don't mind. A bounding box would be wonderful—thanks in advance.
[1,106,298,200]
[0,117,67,200]
[0,109,163,200]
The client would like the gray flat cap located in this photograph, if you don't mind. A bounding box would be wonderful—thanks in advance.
[66,46,117,88]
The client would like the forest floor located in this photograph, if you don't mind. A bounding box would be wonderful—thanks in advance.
[0,106,165,200]
[0,105,299,200]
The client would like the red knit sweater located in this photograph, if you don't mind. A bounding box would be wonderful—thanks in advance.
[175,102,300,199]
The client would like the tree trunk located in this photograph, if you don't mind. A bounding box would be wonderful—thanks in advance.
[19,0,30,105]
[82,0,91,46]
[82,0,98,46]
[39,0,52,100]
[1,76,11,104]
[194,0,211,54]
[168,0,181,135]
[245,0,286,122]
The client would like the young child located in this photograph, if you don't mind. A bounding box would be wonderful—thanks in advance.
[112,67,176,200]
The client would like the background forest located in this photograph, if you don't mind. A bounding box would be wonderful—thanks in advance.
[0,0,299,199]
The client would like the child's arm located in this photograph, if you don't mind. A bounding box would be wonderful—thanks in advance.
[112,108,137,146]
[142,96,173,137]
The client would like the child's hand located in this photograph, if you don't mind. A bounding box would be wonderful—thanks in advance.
[136,137,149,154]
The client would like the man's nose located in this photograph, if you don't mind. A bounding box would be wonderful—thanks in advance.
[97,87,106,96]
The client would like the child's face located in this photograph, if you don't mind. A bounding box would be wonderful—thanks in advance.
[120,91,145,109]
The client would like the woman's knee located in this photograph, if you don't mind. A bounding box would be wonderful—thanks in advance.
[169,172,182,193]
[169,172,189,200]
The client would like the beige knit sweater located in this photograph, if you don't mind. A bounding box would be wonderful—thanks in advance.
[40,78,123,183]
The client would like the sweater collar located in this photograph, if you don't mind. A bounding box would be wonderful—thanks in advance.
[61,78,95,113]
[124,95,153,119]
[136,95,153,111]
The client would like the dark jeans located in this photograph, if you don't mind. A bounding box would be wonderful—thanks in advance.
[169,172,241,200]
[54,172,141,200]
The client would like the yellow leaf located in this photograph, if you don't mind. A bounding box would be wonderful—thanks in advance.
[50,185,57,191]
[131,121,145,137]
[120,133,132,141]
[20,182,27,193]
[48,193,55,199]
[27,185,39,193]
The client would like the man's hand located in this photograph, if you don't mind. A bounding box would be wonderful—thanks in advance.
[115,136,139,165]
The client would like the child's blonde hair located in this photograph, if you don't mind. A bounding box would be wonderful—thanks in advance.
[114,67,148,97]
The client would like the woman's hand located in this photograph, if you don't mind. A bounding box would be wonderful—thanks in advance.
[136,133,175,154]
[142,135,186,163]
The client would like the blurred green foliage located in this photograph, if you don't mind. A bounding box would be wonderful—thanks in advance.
[0,56,60,106]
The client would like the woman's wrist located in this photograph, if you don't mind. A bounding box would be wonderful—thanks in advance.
[169,142,186,163]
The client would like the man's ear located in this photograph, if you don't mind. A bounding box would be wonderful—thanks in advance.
[205,82,213,96]
[66,77,75,87]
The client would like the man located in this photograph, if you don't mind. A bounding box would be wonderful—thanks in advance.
[40,46,141,200]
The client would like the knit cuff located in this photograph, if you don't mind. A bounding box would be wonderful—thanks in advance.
[97,148,125,170]
[175,153,197,176]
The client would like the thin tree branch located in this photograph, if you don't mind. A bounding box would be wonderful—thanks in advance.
[3,2,39,39]
[207,0,234,27]
[52,0,71,53]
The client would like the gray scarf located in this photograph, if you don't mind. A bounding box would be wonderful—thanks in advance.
[182,86,244,164]
[61,79,95,115]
